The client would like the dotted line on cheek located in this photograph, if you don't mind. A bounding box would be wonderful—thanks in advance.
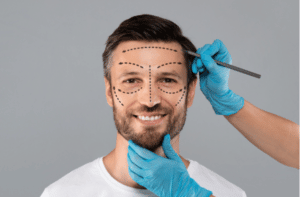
[122,46,178,53]
[117,87,143,94]
[149,65,151,102]
[158,87,183,94]
[157,62,182,69]
[113,86,124,106]
[119,62,144,69]
[175,86,187,107]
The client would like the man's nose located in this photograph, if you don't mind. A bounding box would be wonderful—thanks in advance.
[137,81,161,107]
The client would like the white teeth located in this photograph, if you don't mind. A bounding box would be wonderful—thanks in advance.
[138,115,162,121]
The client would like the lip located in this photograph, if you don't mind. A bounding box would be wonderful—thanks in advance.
[133,114,167,126]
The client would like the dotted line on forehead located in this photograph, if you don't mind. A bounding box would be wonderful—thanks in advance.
[113,86,124,106]
[122,46,178,53]
[175,86,187,107]
[157,62,182,69]
[118,61,183,69]
[119,62,144,69]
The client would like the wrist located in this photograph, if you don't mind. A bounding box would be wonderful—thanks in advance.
[179,177,213,197]
[209,89,244,116]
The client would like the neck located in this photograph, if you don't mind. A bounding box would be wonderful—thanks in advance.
[103,132,190,190]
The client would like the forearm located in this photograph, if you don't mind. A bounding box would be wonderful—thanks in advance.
[224,99,299,169]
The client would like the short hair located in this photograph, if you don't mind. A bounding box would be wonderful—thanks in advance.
[102,14,197,88]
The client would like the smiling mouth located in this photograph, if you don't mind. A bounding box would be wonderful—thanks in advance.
[132,114,167,121]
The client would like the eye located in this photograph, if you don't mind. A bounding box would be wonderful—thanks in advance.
[124,78,139,84]
[162,78,177,83]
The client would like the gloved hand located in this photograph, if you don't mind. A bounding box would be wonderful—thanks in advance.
[191,39,244,116]
[127,134,213,197]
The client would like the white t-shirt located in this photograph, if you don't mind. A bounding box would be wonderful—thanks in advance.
[40,157,247,197]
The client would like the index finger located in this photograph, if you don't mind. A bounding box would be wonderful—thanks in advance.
[203,39,228,57]
[128,140,157,160]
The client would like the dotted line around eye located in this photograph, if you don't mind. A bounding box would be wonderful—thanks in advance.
[158,87,184,94]
[122,46,178,53]
[149,65,151,102]
[117,87,143,94]
[175,86,187,107]
[157,62,182,69]
[119,62,144,69]
[113,86,124,106]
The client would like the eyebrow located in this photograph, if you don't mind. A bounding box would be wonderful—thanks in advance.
[118,71,141,80]
[158,71,182,80]
[118,70,182,80]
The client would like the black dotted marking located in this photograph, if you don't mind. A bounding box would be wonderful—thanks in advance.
[158,87,182,94]
[175,86,187,106]
[149,65,151,102]
[156,62,183,69]
[122,46,179,53]
[118,87,142,94]
[118,62,144,69]
[113,86,124,106]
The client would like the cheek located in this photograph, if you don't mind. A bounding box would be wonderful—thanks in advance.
[157,86,187,107]
[112,86,141,107]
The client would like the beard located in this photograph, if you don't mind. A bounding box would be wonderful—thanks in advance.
[112,93,188,153]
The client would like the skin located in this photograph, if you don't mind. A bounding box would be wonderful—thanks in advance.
[103,40,197,190]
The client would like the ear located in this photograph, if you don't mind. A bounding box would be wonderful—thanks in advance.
[104,77,113,107]
[186,78,197,108]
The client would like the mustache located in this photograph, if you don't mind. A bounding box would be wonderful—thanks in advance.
[128,104,173,115]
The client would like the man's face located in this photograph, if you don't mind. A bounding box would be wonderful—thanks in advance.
[105,41,195,152]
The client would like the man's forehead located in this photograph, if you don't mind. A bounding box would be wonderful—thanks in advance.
[114,41,185,64]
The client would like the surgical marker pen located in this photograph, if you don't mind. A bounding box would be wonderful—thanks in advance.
[182,49,261,79]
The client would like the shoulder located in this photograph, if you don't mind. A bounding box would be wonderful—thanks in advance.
[187,159,246,197]
[43,158,103,196]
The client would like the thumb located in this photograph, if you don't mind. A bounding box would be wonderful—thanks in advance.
[162,134,181,162]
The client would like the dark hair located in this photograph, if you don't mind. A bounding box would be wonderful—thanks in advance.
[102,14,197,88]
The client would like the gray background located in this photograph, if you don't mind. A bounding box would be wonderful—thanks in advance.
[0,0,299,196]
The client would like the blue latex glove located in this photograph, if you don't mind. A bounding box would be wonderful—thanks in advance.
[127,134,213,197]
[191,39,244,116]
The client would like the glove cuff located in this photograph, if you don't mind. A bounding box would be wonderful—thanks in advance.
[209,89,245,116]
[181,177,213,197]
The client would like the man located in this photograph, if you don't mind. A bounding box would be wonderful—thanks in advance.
[40,14,299,197]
